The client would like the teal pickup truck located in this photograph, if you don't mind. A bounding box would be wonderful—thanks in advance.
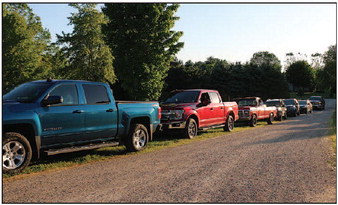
[3,80,162,173]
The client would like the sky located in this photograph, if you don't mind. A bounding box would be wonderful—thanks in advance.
[28,3,336,65]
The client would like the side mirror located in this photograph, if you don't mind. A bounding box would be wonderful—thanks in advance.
[42,96,63,107]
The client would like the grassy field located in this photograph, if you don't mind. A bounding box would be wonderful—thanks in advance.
[3,121,269,179]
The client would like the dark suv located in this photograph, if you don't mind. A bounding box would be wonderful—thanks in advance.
[309,96,325,110]
[284,98,300,117]
[266,99,287,121]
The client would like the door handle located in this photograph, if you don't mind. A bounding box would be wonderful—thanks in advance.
[73,110,84,114]
[106,108,114,112]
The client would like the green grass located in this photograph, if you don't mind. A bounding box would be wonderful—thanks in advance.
[289,91,336,99]
[3,121,269,179]
[328,110,336,168]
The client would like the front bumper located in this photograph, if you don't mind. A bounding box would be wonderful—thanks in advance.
[161,120,186,129]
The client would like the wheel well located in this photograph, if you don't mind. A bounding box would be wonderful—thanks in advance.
[228,111,235,119]
[188,114,199,128]
[3,124,39,160]
[130,117,151,141]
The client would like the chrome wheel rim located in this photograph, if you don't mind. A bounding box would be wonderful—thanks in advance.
[188,121,197,137]
[133,129,146,150]
[3,141,26,170]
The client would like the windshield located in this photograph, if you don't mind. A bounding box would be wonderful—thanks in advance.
[3,82,51,103]
[266,101,281,107]
[309,97,321,101]
[284,100,295,105]
[238,99,257,106]
[164,91,200,104]
[299,100,307,105]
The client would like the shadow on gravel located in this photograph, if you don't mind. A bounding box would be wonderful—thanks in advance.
[245,115,331,146]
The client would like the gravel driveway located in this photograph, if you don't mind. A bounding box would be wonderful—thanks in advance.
[3,99,336,203]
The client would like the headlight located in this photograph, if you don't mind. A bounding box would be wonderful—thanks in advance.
[170,110,184,120]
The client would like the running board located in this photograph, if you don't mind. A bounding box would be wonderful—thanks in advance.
[45,141,120,156]
[200,124,225,131]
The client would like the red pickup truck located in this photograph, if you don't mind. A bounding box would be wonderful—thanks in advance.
[160,89,239,139]
[235,97,277,127]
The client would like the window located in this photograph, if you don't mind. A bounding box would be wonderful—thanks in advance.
[49,84,78,105]
[200,92,211,102]
[209,92,221,103]
[82,84,110,104]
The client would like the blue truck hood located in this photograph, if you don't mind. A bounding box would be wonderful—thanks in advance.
[3,101,38,115]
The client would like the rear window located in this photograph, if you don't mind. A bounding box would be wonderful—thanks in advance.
[82,84,110,104]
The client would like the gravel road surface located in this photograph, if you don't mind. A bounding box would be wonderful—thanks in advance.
[3,99,336,203]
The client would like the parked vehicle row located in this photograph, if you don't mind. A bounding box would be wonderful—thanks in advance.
[2,80,326,173]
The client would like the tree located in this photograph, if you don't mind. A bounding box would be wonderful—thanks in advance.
[321,45,336,95]
[57,4,116,84]
[102,3,184,100]
[250,51,282,72]
[285,60,315,92]
[3,4,52,92]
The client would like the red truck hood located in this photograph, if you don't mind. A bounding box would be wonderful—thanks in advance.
[160,103,197,110]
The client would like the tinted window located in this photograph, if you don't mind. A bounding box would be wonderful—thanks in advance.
[209,92,221,103]
[83,84,110,104]
[4,82,51,103]
[309,96,322,101]
[201,92,211,102]
[266,101,281,107]
[299,100,307,105]
[164,91,200,104]
[238,99,257,106]
[49,84,78,105]
[284,100,295,105]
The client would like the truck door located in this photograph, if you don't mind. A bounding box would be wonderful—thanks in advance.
[39,84,86,146]
[209,92,226,125]
[196,92,214,127]
[81,84,118,141]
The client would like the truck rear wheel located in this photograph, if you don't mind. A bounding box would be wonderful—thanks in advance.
[125,124,149,152]
[3,132,32,174]
[224,115,234,132]
[184,118,198,139]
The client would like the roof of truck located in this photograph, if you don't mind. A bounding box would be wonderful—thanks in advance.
[170,89,219,93]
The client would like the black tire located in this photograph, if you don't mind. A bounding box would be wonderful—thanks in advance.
[278,113,283,121]
[125,124,149,152]
[184,118,198,139]
[3,132,32,174]
[224,115,234,132]
[267,113,274,125]
[293,111,297,117]
[249,115,257,127]
[297,110,300,116]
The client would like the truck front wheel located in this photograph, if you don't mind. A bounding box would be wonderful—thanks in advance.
[3,132,32,174]
[249,115,257,127]
[184,118,198,139]
[125,124,149,152]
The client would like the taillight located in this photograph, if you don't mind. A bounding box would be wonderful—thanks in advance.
[158,107,162,119]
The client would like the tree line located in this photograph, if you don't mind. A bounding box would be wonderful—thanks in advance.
[3,3,336,101]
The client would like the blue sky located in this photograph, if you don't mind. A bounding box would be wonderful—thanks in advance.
[29,3,336,64]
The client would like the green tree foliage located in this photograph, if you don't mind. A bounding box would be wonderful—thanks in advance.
[250,51,282,72]
[285,60,315,91]
[319,45,336,95]
[57,4,116,84]
[3,4,52,92]
[164,53,289,101]
[102,3,184,100]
